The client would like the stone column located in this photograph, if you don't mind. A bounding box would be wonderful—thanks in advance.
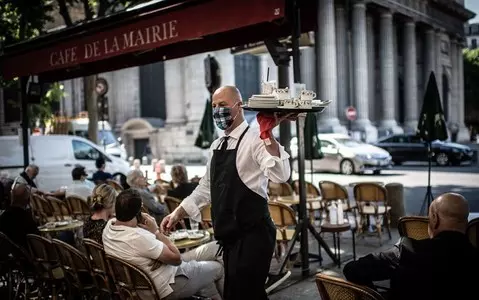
[111,67,141,128]
[300,47,316,91]
[449,40,458,124]
[435,30,443,103]
[403,19,418,133]
[457,40,469,141]
[424,28,436,89]
[351,1,377,142]
[336,3,349,123]
[164,58,186,125]
[378,10,402,136]
[366,14,376,122]
[316,0,346,133]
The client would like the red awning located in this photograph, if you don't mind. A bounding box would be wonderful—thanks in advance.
[1,0,317,82]
[0,0,294,81]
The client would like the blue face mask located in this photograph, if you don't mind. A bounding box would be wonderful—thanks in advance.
[213,105,237,130]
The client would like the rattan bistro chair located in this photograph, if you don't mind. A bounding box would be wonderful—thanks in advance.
[26,234,65,300]
[200,204,214,235]
[83,238,116,297]
[105,254,161,300]
[319,181,357,229]
[268,181,294,197]
[52,239,96,298]
[268,202,300,273]
[353,183,392,244]
[316,273,386,300]
[398,216,430,240]
[66,195,91,220]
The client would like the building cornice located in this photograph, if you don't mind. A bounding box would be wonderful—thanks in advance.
[429,0,476,22]
[366,0,472,37]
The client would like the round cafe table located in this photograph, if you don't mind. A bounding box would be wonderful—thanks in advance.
[38,220,84,233]
[173,230,211,250]
[38,220,84,247]
[321,222,356,267]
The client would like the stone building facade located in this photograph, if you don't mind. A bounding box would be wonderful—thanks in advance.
[0,0,474,163]
[465,22,479,48]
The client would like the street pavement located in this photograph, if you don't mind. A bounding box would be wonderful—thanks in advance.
[145,162,479,213]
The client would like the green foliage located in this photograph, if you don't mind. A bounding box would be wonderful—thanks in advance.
[30,82,64,128]
[463,48,479,125]
[0,0,53,43]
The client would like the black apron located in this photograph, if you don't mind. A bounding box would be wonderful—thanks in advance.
[210,127,276,300]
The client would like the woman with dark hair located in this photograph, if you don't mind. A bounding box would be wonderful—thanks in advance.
[83,184,117,244]
[167,164,198,200]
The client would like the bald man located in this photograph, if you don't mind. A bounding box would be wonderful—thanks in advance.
[15,164,39,189]
[344,193,479,300]
[161,86,294,299]
[0,183,39,248]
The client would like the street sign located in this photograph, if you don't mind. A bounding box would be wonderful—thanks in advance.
[345,106,357,121]
[95,77,109,96]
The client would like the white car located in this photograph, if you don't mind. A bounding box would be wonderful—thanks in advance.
[67,119,128,160]
[0,135,130,191]
[291,134,392,175]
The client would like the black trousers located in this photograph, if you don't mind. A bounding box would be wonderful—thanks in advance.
[222,224,276,300]
[343,246,400,289]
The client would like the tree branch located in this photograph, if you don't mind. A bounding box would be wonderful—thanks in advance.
[82,0,94,20]
[57,0,73,27]
[97,0,109,17]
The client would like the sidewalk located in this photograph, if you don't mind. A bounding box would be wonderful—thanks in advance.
[268,229,400,300]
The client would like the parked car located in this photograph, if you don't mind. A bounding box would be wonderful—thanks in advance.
[374,134,474,166]
[0,135,131,192]
[66,119,127,160]
[291,134,392,175]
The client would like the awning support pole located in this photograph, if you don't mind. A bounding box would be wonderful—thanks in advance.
[20,76,29,169]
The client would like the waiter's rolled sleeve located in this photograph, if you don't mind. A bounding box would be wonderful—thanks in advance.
[255,143,291,183]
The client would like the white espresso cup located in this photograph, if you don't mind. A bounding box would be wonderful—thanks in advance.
[300,90,316,100]
[274,88,290,100]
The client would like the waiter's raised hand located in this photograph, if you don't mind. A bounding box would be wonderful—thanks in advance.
[160,213,180,234]
[274,112,304,124]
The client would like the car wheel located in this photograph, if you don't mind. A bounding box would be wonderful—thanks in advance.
[373,170,381,175]
[435,153,449,166]
[340,159,354,175]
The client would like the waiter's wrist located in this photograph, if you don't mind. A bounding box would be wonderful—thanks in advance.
[174,206,188,219]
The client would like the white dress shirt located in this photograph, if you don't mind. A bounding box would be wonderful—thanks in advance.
[65,180,94,201]
[181,121,290,222]
[103,219,177,298]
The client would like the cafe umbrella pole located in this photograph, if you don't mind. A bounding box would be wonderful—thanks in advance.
[291,0,339,276]
[290,0,309,277]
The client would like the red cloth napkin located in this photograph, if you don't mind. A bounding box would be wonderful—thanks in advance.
[256,112,277,140]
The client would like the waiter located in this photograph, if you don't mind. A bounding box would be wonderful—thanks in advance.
[161,86,293,299]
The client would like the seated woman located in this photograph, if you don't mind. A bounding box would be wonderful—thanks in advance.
[83,184,117,244]
[127,170,166,224]
[167,164,198,200]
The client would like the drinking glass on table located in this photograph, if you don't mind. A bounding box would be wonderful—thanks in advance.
[190,220,199,232]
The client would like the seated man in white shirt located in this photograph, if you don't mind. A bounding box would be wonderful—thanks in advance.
[103,189,223,300]
[65,166,95,201]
